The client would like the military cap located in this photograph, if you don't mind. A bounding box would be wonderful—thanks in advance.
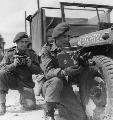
[52,22,70,39]
[13,32,28,43]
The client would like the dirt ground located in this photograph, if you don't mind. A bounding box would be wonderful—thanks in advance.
[0,75,60,120]
[0,75,46,120]
[0,90,45,120]
[0,75,80,120]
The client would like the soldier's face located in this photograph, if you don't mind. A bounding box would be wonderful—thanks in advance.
[16,38,29,50]
[55,32,70,48]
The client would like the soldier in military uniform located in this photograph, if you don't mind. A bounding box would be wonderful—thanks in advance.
[0,32,42,115]
[40,23,86,120]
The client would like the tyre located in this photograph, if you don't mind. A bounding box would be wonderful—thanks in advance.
[79,55,113,120]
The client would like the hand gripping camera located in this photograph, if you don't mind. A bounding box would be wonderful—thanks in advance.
[14,52,28,66]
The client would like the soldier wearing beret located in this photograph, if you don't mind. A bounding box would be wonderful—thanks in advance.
[40,23,86,120]
[0,32,42,115]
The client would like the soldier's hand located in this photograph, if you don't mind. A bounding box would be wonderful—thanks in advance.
[26,57,32,67]
[63,66,78,76]
[14,58,20,67]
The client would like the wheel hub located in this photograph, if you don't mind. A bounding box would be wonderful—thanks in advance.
[90,85,102,98]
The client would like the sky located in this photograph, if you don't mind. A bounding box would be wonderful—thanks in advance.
[0,0,113,49]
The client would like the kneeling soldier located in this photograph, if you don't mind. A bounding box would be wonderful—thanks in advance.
[0,32,42,115]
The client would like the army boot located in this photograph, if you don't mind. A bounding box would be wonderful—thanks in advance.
[44,102,56,120]
[0,103,6,115]
[0,91,6,116]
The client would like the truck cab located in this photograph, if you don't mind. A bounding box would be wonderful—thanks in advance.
[30,2,113,55]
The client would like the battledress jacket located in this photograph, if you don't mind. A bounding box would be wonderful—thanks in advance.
[0,46,41,88]
[41,43,65,80]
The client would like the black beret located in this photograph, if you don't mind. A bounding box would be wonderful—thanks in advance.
[52,22,70,39]
[13,32,28,43]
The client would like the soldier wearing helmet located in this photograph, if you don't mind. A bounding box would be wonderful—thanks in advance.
[0,32,42,115]
[40,23,86,120]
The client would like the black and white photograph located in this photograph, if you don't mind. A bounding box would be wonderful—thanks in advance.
[0,0,113,120]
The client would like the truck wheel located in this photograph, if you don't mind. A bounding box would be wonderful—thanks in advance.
[79,55,113,120]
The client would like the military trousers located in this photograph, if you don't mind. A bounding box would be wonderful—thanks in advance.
[0,70,36,110]
[42,77,63,103]
[42,76,86,120]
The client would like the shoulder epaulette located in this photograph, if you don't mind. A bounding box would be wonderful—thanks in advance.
[27,49,38,55]
[7,46,16,52]
[28,49,35,53]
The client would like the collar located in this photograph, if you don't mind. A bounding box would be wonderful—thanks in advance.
[15,46,26,54]
[50,42,58,52]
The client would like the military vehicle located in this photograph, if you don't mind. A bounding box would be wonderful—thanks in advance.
[29,2,113,120]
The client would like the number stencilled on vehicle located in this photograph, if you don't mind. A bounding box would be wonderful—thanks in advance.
[77,29,111,46]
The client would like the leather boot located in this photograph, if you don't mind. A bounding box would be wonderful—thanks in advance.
[0,103,6,115]
[0,91,6,115]
[44,102,56,120]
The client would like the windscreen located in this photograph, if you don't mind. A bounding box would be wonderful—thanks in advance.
[63,6,107,24]
[43,6,110,24]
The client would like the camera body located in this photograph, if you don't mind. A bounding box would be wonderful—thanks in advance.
[14,52,28,66]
